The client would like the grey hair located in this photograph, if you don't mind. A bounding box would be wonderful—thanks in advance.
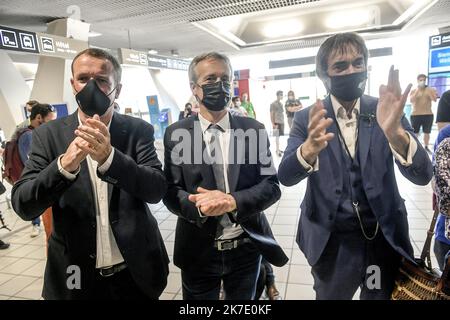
[188,52,233,85]
[316,32,368,83]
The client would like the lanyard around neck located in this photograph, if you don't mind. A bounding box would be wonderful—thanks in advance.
[334,112,360,162]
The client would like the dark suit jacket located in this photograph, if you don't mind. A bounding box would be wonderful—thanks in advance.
[278,95,433,266]
[12,112,169,299]
[163,114,289,271]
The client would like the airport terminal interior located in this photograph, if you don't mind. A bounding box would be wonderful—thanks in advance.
[0,0,450,300]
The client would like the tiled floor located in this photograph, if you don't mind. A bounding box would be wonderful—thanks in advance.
[0,136,439,300]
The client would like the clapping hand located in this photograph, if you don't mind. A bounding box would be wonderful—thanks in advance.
[188,187,237,216]
[376,66,412,156]
[74,114,112,166]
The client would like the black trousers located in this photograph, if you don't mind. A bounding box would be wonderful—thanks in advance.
[92,267,156,300]
[182,241,261,300]
[311,230,400,300]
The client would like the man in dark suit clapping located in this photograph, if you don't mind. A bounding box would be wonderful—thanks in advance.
[163,52,288,300]
[12,48,169,300]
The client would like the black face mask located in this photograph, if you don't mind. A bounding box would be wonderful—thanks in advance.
[75,79,115,117]
[198,81,231,112]
[329,71,367,102]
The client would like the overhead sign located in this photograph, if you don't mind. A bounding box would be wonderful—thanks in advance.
[430,32,450,49]
[119,48,190,71]
[0,25,39,54]
[429,32,450,74]
[148,54,190,71]
[428,32,450,97]
[36,32,88,59]
[429,47,450,73]
[0,25,87,58]
[118,48,149,66]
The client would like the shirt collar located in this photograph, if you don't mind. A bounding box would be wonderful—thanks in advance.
[198,112,230,134]
[330,95,360,120]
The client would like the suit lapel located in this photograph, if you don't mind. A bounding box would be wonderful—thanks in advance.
[62,112,79,147]
[189,116,216,190]
[107,113,127,204]
[227,115,242,193]
[324,96,343,166]
[358,96,376,172]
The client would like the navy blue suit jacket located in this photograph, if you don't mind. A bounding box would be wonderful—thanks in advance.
[278,95,433,266]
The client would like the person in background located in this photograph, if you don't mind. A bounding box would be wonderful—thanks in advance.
[255,258,282,300]
[285,90,303,129]
[179,103,193,121]
[270,90,285,157]
[433,124,450,270]
[436,89,450,130]
[241,92,256,119]
[17,100,39,130]
[229,96,248,117]
[191,99,200,116]
[0,162,9,249]
[409,74,438,152]
[278,32,432,299]
[17,103,57,238]
[0,127,5,144]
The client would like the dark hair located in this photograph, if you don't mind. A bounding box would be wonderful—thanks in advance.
[287,90,295,96]
[71,48,122,84]
[185,102,192,109]
[417,74,427,80]
[26,100,39,107]
[30,103,55,120]
[188,52,232,84]
[276,90,283,96]
[316,32,368,82]
[232,96,240,103]
[25,100,39,113]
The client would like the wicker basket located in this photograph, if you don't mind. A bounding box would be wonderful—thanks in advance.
[392,207,450,300]
[392,258,450,300]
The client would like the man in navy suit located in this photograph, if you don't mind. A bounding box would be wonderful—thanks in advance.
[278,32,433,300]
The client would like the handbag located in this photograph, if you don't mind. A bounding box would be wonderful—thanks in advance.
[391,206,450,300]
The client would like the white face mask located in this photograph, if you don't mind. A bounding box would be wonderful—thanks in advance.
[418,80,426,87]
[235,101,241,107]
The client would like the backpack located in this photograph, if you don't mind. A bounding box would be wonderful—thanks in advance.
[1,127,31,185]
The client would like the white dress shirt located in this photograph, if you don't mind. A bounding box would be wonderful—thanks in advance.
[198,112,243,240]
[297,95,417,171]
[57,112,124,268]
